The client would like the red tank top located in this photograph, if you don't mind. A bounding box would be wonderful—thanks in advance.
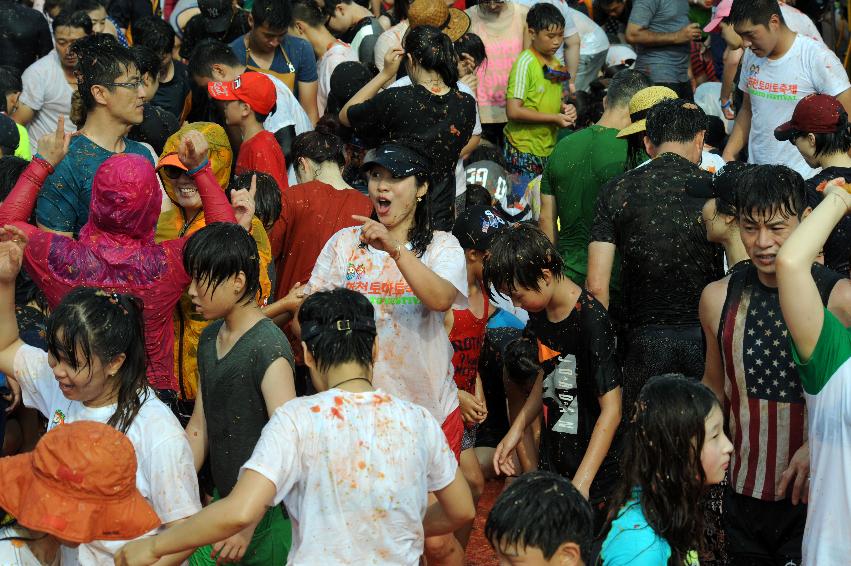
[450,287,489,394]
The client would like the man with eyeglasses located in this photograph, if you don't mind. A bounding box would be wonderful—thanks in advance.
[35,33,154,239]
[13,10,92,156]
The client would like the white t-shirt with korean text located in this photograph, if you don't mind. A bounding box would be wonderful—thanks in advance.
[308,228,468,423]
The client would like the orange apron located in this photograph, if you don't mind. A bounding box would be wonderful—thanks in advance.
[243,36,296,92]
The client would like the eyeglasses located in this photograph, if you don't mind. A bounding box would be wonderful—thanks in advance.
[160,165,187,179]
[103,79,144,90]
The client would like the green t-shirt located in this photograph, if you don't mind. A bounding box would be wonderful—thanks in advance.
[540,125,626,290]
[14,123,30,160]
[503,49,564,157]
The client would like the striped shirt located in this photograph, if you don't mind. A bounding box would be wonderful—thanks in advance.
[719,264,840,500]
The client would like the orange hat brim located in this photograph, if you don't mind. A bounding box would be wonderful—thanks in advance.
[156,152,188,172]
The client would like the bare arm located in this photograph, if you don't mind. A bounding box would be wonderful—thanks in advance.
[506,98,560,125]
[776,186,851,361]
[394,246,459,312]
[539,194,557,243]
[586,242,615,309]
[0,229,25,379]
[260,357,297,417]
[563,34,580,88]
[720,47,743,103]
[340,48,403,127]
[836,88,851,116]
[423,468,476,536]
[460,134,481,160]
[184,386,208,473]
[625,22,698,46]
[298,81,320,125]
[572,387,621,499]
[723,92,751,162]
[700,279,728,402]
[11,103,35,127]
[493,371,544,476]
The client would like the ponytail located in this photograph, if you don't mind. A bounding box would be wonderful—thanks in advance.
[404,25,459,87]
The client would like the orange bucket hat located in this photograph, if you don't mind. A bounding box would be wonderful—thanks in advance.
[0,421,160,544]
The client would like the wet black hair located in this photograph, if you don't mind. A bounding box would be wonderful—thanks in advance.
[404,25,459,88]
[526,2,564,32]
[503,336,539,387]
[187,39,240,79]
[735,164,808,224]
[464,183,492,209]
[606,68,653,109]
[253,0,293,29]
[298,288,377,374]
[229,171,282,231]
[602,374,719,566]
[483,223,564,298]
[0,157,28,203]
[131,16,176,58]
[183,222,262,305]
[728,0,784,27]
[646,98,708,147]
[454,32,487,72]
[392,0,411,25]
[292,129,346,169]
[64,0,107,13]
[291,0,326,27]
[46,288,149,433]
[465,144,508,169]
[72,33,138,111]
[130,44,162,80]
[52,9,93,35]
[486,471,593,562]
[0,66,22,110]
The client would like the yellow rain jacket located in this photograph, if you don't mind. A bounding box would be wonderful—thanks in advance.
[155,122,272,401]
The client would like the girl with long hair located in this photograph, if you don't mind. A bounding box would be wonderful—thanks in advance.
[0,229,200,565]
[600,374,733,565]
[340,24,477,231]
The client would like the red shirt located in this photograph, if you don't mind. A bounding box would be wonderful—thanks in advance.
[235,130,289,197]
[449,290,489,394]
[270,180,372,299]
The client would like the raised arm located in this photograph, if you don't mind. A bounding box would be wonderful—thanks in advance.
[339,47,404,127]
[0,226,28,392]
[777,183,851,361]
[176,130,237,228]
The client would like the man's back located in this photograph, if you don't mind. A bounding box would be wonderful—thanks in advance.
[0,0,52,74]
[241,389,457,565]
[591,152,724,327]
[542,124,626,284]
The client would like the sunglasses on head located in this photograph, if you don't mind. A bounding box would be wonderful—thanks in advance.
[543,65,571,83]
[161,165,187,180]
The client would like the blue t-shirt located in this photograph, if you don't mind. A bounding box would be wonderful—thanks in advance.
[35,135,154,236]
[601,490,700,565]
[229,35,318,99]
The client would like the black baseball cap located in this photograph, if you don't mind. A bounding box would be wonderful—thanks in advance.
[685,161,753,208]
[0,114,20,154]
[199,0,233,35]
[452,205,508,250]
[361,143,431,178]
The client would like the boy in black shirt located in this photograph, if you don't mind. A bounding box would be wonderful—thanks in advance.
[132,16,192,122]
[324,0,384,67]
[484,223,621,526]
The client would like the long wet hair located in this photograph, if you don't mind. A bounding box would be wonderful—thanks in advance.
[601,374,720,565]
[404,25,459,87]
[46,288,149,433]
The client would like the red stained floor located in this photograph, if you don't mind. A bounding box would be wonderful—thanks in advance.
[464,479,504,566]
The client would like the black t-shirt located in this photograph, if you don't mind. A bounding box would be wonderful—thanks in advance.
[525,290,622,502]
[108,0,158,30]
[179,11,250,60]
[152,59,192,120]
[806,166,851,275]
[347,84,476,185]
[591,152,725,328]
[0,1,52,74]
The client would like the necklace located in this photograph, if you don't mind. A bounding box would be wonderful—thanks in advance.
[332,376,373,389]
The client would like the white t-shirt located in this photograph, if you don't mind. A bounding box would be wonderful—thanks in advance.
[779,3,823,43]
[308,228,468,422]
[567,6,609,55]
[388,76,482,197]
[738,34,850,177]
[317,41,359,117]
[19,50,76,154]
[241,389,458,566]
[13,345,201,566]
[0,526,58,565]
[265,73,314,136]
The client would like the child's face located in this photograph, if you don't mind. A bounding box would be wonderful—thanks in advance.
[493,541,583,566]
[700,405,733,485]
[326,5,353,34]
[187,274,243,320]
[530,26,564,58]
[220,100,246,126]
[47,334,124,407]
[500,276,551,313]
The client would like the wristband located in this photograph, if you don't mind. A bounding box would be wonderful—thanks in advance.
[720,98,732,110]
[31,155,55,174]
[187,159,209,176]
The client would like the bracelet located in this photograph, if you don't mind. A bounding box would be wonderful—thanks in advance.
[720,98,732,110]
[389,241,403,261]
[187,159,209,176]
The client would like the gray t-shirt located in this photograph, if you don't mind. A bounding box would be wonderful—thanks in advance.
[628,0,690,83]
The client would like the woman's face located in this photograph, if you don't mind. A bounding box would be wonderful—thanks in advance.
[165,169,203,213]
[367,165,427,230]
[48,336,123,407]
[700,405,733,485]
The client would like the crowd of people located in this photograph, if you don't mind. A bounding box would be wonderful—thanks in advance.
[0,0,848,564]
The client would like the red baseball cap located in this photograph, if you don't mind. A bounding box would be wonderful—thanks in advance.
[207,71,277,116]
[774,93,844,141]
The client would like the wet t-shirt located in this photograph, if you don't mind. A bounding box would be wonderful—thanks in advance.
[346,84,476,185]
[591,152,724,328]
[525,289,621,501]
[806,166,851,275]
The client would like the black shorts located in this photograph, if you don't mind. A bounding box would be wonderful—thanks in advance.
[723,488,806,565]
